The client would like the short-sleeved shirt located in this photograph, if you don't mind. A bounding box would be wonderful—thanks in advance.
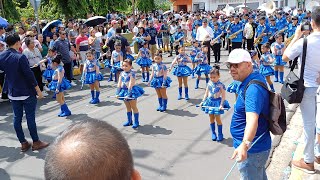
[107,28,116,39]
[146,27,157,45]
[284,32,320,87]
[230,72,271,153]
[107,35,129,58]
[53,38,71,63]
[75,35,89,52]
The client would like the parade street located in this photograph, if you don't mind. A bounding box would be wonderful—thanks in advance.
[0,49,289,180]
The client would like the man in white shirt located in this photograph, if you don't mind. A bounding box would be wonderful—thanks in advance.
[168,21,177,57]
[196,18,214,64]
[283,6,320,173]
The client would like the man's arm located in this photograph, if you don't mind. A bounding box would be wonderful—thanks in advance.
[231,85,265,162]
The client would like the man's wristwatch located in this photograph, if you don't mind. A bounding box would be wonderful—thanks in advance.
[242,139,252,150]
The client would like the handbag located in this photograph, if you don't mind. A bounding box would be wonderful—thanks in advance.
[281,38,307,104]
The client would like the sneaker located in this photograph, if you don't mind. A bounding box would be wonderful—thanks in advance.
[0,99,9,102]
[292,158,315,174]
[43,85,50,92]
[71,81,77,86]
[42,91,49,97]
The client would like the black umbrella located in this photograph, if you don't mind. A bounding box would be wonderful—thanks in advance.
[84,16,107,27]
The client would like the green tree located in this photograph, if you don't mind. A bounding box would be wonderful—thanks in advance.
[2,0,20,23]
[155,0,172,11]
[136,0,155,13]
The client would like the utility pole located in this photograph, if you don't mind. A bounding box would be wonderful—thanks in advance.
[244,0,247,7]
[132,0,135,20]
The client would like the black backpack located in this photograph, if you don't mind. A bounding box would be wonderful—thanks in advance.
[244,80,287,135]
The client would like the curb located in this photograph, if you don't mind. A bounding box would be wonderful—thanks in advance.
[266,103,299,168]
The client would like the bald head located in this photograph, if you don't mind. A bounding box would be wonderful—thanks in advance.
[45,120,135,180]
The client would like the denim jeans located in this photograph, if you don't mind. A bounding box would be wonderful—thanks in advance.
[11,96,39,143]
[157,38,163,49]
[300,87,319,163]
[316,86,320,157]
[237,150,270,180]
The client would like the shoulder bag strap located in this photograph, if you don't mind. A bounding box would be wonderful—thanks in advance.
[244,80,269,100]
[300,37,308,79]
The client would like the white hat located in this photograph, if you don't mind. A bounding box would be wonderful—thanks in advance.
[227,49,252,64]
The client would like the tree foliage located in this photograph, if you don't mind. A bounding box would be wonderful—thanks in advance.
[2,0,20,23]
[136,0,155,13]
[2,0,167,23]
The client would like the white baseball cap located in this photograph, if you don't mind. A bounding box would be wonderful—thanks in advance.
[227,49,252,64]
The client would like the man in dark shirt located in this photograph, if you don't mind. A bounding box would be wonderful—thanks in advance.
[0,33,49,152]
[53,31,75,85]
[146,20,158,59]
[107,28,130,59]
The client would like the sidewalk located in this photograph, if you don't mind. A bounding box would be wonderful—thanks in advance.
[267,107,320,180]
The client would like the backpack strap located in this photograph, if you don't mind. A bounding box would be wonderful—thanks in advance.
[243,79,269,100]
[243,79,270,120]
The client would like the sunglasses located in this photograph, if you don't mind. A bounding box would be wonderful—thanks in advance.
[60,33,66,35]
[27,35,35,37]
[226,62,245,69]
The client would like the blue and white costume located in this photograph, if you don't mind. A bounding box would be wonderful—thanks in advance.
[42,57,54,81]
[48,65,71,92]
[150,63,172,88]
[111,50,123,73]
[272,42,286,66]
[193,51,212,75]
[172,54,192,77]
[190,46,201,63]
[84,59,104,84]
[260,52,275,76]
[136,48,152,67]
[126,53,135,61]
[117,70,145,100]
[201,81,230,115]
[226,80,241,94]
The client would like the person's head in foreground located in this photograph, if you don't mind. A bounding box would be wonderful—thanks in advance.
[227,49,253,82]
[44,119,141,180]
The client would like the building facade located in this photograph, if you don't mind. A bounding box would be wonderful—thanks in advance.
[171,0,319,12]
[171,0,193,12]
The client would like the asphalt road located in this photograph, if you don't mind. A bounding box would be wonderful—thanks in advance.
[0,48,289,180]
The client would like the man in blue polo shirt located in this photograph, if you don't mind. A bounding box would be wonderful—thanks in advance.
[227,49,271,179]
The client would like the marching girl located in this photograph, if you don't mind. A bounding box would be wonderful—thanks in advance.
[101,47,113,81]
[83,49,104,104]
[199,68,230,141]
[194,45,212,89]
[116,59,145,129]
[260,43,276,92]
[271,34,286,84]
[148,50,172,112]
[111,42,124,83]
[248,50,260,73]
[190,40,201,78]
[48,54,72,117]
[136,41,152,82]
[42,48,56,83]
[169,46,192,100]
